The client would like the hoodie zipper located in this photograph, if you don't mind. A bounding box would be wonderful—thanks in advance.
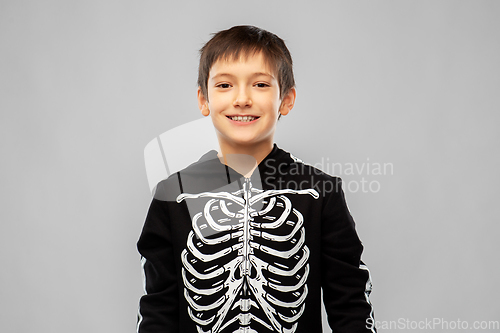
[242,177,251,277]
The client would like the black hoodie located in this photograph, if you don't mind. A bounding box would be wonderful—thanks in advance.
[137,144,376,333]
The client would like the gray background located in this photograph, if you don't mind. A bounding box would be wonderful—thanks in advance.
[1,1,499,332]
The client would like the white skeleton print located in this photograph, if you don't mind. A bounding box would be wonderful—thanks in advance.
[177,178,319,333]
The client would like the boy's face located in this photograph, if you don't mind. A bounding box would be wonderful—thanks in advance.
[198,52,295,155]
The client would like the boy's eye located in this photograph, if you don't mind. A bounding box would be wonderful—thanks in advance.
[217,83,231,89]
[255,83,269,88]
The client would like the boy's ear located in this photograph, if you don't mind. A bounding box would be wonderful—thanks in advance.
[279,87,296,116]
[197,87,210,116]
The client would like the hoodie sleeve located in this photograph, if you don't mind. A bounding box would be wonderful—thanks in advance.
[321,178,376,332]
[136,198,179,333]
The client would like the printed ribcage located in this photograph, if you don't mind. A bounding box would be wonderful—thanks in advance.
[179,186,318,333]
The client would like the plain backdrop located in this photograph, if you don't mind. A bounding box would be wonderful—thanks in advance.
[1,1,499,332]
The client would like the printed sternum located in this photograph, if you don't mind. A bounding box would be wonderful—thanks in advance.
[241,178,252,279]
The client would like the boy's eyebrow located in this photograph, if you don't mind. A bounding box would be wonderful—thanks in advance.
[210,72,275,80]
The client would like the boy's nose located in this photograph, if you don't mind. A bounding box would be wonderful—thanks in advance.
[233,89,252,108]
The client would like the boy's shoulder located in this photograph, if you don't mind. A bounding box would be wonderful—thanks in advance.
[271,146,342,181]
[153,149,238,201]
[261,145,344,197]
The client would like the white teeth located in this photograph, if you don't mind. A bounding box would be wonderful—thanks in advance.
[230,116,256,122]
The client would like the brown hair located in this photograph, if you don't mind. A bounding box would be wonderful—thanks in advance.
[197,25,295,101]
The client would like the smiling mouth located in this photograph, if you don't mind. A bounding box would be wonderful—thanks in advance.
[227,115,259,122]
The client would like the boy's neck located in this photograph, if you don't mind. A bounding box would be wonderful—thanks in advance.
[217,141,274,177]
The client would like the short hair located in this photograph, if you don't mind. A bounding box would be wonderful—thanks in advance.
[198,25,295,101]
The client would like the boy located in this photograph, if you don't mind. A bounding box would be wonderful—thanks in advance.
[137,25,375,332]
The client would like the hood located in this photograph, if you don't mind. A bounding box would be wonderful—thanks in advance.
[153,144,296,202]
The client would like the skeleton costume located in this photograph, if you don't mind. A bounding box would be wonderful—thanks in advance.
[137,144,375,333]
